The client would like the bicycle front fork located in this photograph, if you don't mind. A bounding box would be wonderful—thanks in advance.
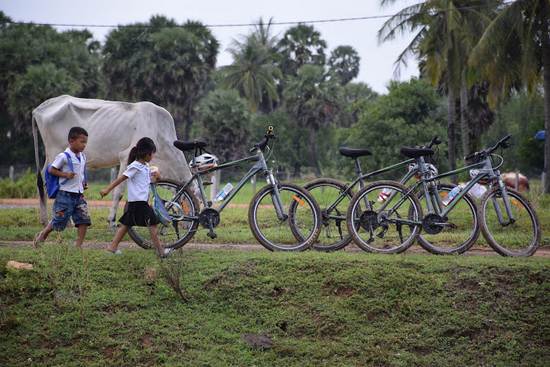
[267,171,288,221]
[491,179,516,226]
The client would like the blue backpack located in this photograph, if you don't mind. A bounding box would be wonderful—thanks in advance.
[45,152,86,198]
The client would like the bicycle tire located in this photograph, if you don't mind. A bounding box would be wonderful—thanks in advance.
[347,180,422,253]
[128,179,200,250]
[248,183,321,251]
[299,178,354,251]
[479,187,541,257]
[416,183,480,255]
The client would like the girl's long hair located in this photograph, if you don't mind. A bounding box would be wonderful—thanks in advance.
[128,137,157,165]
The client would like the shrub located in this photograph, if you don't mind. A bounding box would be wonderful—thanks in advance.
[0,170,36,198]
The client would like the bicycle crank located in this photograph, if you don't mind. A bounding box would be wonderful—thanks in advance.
[199,208,220,239]
[421,214,450,235]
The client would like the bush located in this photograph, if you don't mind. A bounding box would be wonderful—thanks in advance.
[0,170,36,198]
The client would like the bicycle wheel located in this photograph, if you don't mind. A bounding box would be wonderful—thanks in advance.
[347,180,422,253]
[299,178,354,251]
[128,180,200,250]
[416,183,480,254]
[249,183,321,251]
[479,187,540,256]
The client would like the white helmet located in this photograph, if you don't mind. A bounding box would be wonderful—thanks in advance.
[190,153,219,171]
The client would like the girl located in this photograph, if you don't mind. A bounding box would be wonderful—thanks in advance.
[100,137,170,257]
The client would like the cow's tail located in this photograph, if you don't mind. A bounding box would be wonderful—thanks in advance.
[32,114,47,224]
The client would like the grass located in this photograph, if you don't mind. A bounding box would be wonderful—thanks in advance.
[0,245,549,366]
[1,179,550,250]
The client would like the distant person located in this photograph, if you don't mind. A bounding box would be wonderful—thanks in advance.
[34,127,91,248]
[100,137,170,258]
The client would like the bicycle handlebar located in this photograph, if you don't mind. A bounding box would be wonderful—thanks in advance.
[464,135,511,162]
[427,136,442,148]
[249,126,276,153]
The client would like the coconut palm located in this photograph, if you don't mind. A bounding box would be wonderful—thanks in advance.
[378,0,499,168]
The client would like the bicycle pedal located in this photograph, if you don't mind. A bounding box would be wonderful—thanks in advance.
[207,231,217,239]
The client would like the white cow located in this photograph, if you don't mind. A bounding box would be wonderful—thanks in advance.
[32,95,192,225]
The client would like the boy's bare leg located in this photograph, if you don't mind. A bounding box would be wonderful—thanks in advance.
[148,225,165,257]
[106,225,128,253]
[75,225,88,248]
[34,223,53,248]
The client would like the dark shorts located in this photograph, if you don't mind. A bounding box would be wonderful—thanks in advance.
[119,201,160,227]
[51,191,91,231]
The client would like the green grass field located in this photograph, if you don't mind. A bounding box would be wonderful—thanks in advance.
[1,246,549,366]
[1,180,549,250]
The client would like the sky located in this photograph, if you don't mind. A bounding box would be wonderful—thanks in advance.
[0,0,419,93]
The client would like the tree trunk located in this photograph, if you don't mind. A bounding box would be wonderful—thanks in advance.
[447,87,458,183]
[542,14,550,194]
[181,103,194,140]
[308,130,322,177]
[460,72,472,157]
[292,135,301,178]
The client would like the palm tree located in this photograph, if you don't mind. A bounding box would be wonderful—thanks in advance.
[378,1,499,170]
[222,18,282,112]
[277,24,327,76]
[284,65,340,176]
[470,0,550,193]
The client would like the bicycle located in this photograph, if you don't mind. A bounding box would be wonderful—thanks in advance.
[295,137,470,254]
[128,126,322,252]
[346,135,541,256]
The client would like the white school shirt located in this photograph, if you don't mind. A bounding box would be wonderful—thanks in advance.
[123,161,151,202]
[51,148,86,194]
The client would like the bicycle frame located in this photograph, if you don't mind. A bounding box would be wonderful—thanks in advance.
[166,148,286,220]
[325,157,416,217]
[388,154,516,226]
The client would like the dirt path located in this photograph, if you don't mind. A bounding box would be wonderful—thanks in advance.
[1,240,549,257]
[2,198,548,257]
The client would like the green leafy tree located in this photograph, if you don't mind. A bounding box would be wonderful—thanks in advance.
[103,16,219,139]
[0,19,102,132]
[345,79,447,173]
[0,12,103,163]
[197,89,251,163]
[334,82,379,128]
[328,45,361,85]
[470,0,550,192]
[485,92,544,175]
[7,64,81,124]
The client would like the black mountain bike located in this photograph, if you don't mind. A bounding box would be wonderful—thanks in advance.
[128,127,322,252]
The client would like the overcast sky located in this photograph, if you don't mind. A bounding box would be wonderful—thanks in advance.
[1,0,419,93]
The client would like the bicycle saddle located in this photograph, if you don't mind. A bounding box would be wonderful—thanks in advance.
[400,146,434,159]
[339,147,372,158]
[174,139,207,152]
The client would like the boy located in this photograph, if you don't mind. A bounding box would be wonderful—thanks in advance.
[34,127,91,248]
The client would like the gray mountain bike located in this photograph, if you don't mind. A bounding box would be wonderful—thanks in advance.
[295,137,468,254]
[128,127,322,252]
[347,135,541,256]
